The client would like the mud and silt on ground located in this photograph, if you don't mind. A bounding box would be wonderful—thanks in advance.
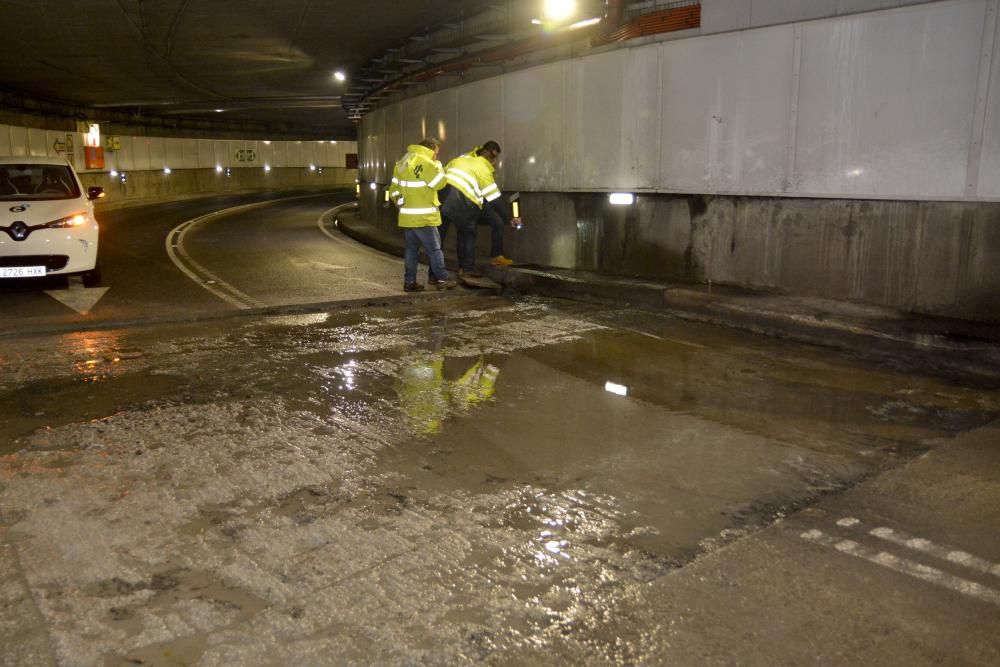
[0,296,996,665]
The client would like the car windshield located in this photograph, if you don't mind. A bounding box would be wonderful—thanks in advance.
[0,164,80,201]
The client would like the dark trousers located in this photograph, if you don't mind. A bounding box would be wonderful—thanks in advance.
[439,192,504,271]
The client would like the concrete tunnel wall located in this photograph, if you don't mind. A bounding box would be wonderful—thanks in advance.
[0,123,360,205]
[357,0,1000,322]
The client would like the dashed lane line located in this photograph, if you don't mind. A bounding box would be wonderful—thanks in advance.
[834,517,1000,579]
[801,527,1000,606]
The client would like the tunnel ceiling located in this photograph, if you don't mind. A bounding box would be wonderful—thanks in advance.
[0,0,500,139]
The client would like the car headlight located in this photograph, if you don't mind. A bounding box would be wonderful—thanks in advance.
[45,213,88,228]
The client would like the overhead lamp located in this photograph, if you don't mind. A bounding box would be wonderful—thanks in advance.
[334,70,347,82]
[264,164,271,172]
[215,165,223,173]
[543,0,576,21]
[163,167,172,174]
[609,192,635,206]
[533,0,602,31]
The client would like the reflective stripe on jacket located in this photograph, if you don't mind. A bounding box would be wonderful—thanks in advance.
[390,144,447,228]
[444,153,502,209]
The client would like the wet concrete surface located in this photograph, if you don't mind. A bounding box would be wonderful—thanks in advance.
[0,295,998,665]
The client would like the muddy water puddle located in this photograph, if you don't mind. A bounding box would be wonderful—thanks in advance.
[0,295,997,664]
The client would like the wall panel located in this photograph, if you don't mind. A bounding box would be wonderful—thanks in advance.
[795,0,987,198]
[660,25,794,193]
[383,103,403,170]
[425,88,458,155]
[28,129,47,157]
[165,138,184,169]
[399,97,426,157]
[456,76,504,173]
[504,61,567,190]
[181,139,199,168]
[565,51,624,190]
[8,126,28,157]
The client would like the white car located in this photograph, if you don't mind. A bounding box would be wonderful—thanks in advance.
[0,156,104,286]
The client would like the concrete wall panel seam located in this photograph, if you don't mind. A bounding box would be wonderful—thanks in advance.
[785,24,803,192]
[964,0,999,197]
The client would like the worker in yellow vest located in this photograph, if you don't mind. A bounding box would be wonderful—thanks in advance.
[439,141,521,276]
[388,137,457,292]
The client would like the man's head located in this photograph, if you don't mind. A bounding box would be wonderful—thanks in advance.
[419,137,441,158]
[477,141,501,165]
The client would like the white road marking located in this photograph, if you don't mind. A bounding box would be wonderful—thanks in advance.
[167,194,333,309]
[44,281,109,315]
[801,529,1000,606]
[868,526,1000,579]
[316,206,401,267]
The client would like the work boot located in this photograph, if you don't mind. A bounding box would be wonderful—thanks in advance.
[429,277,457,290]
[403,282,425,292]
[490,255,513,266]
[458,269,482,279]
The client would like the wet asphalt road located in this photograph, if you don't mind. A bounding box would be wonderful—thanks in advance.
[0,190,397,334]
[0,195,998,665]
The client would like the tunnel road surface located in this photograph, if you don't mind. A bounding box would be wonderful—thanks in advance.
[0,191,431,336]
[0,295,998,665]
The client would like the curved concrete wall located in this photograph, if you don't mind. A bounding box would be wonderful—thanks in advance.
[358,0,1000,321]
[360,0,1000,202]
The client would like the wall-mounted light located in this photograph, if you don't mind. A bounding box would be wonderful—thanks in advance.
[215,165,223,173]
[109,170,119,177]
[609,192,635,206]
[369,182,377,191]
[214,109,223,113]
[264,164,271,172]
[309,164,316,171]
[605,381,629,396]
[119,172,127,184]
[334,70,347,82]
[163,167,172,174]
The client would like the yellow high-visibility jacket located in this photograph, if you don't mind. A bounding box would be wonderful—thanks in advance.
[444,151,502,210]
[389,144,447,228]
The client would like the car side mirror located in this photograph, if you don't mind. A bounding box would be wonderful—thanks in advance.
[87,186,106,201]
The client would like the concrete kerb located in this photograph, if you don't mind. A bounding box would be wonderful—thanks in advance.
[338,211,1000,383]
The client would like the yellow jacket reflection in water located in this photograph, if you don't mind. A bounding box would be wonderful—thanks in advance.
[451,357,500,407]
[396,354,501,436]
[397,352,448,436]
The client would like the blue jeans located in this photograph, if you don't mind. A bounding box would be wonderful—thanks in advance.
[404,226,448,284]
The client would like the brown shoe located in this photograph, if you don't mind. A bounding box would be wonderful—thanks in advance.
[403,282,425,292]
[458,269,482,279]
[429,277,457,290]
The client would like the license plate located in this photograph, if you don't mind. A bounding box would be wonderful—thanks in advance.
[0,266,46,278]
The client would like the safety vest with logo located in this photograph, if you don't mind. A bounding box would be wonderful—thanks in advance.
[444,152,501,210]
[389,144,447,228]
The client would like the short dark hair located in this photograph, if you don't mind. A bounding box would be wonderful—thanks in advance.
[478,141,501,156]
[419,137,441,150]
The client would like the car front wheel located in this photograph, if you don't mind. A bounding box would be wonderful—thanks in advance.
[81,259,102,287]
